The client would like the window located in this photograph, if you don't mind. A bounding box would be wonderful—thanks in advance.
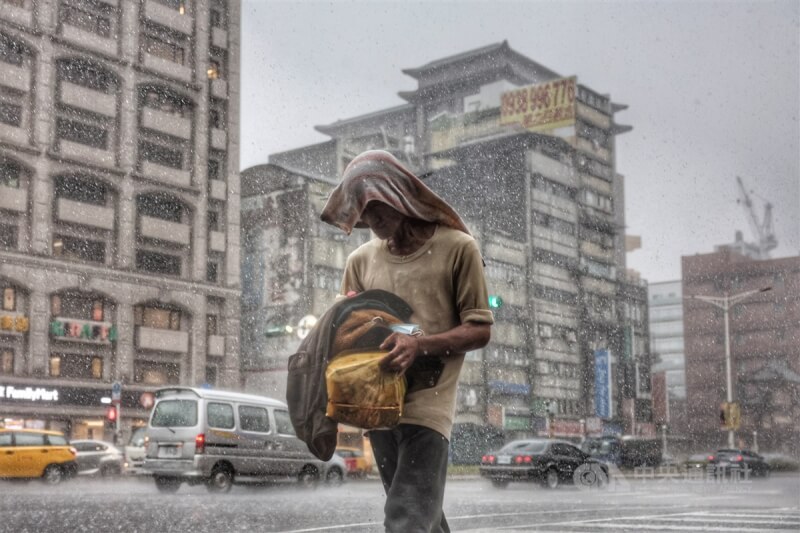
[0,433,11,446]
[239,405,269,433]
[49,354,103,379]
[140,86,192,117]
[274,409,295,435]
[207,158,221,181]
[151,399,198,427]
[207,402,234,429]
[154,0,186,11]
[538,323,553,338]
[3,0,27,8]
[206,261,218,283]
[1,349,13,374]
[207,60,220,80]
[54,176,108,206]
[50,293,105,321]
[57,59,117,93]
[15,432,45,446]
[207,211,219,232]
[136,250,181,276]
[61,1,113,38]
[204,364,217,386]
[139,140,183,169]
[134,361,180,385]
[137,194,184,222]
[210,1,227,29]
[0,101,22,127]
[0,159,22,188]
[134,305,182,330]
[206,314,218,335]
[0,35,27,67]
[52,235,106,263]
[3,287,15,311]
[143,34,185,65]
[56,117,108,149]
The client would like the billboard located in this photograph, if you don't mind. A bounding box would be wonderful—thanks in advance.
[500,76,577,133]
[594,349,612,419]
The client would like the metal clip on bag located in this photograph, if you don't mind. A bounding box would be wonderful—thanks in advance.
[325,350,406,429]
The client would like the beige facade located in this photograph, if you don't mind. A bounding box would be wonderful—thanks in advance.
[0,0,241,441]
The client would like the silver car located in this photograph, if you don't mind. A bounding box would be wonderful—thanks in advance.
[71,440,124,477]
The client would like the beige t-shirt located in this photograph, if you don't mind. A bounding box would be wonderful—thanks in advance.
[340,225,494,439]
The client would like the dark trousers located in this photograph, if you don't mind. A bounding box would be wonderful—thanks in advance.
[369,424,451,533]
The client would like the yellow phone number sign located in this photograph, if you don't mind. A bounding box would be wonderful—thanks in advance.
[500,76,577,132]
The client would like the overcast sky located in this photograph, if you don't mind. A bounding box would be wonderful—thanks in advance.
[240,0,799,283]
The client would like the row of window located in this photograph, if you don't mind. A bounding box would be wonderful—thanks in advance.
[0,347,218,386]
[3,286,224,336]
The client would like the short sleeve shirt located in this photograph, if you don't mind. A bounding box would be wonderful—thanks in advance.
[341,225,494,439]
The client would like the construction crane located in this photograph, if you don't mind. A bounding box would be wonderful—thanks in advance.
[735,176,778,259]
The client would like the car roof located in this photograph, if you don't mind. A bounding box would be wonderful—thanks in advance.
[154,386,287,407]
[0,428,65,436]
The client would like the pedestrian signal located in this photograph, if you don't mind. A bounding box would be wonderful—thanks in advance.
[488,295,504,309]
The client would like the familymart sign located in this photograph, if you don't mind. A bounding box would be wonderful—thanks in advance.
[0,385,59,402]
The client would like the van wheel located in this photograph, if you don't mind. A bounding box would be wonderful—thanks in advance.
[207,465,234,493]
[154,476,181,493]
[325,467,344,486]
[43,465,65,485]
[298,466,319,488]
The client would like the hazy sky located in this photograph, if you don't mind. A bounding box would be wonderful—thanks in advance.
[240,0,800,283]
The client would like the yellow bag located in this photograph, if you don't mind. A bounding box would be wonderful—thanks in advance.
[325,350,406,429]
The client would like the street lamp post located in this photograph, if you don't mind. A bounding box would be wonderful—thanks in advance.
[691,287,771,448]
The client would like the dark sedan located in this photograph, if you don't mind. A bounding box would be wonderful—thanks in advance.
[707,449,770,478]
[480,439,609,489]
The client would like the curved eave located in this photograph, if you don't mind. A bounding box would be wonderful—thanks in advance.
[314,103,415,136]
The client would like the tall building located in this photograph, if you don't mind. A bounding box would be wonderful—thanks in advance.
[683,249,800,453]
[242,42,653,439]
[0,0,241,441]
[648,280,688,435]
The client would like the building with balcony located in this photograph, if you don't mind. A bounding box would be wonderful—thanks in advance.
[683,249,800,454]
[242,41,652,440]
[0,0,241,443]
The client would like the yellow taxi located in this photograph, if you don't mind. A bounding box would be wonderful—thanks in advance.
[335,446,373,478]
[0,428,78,484]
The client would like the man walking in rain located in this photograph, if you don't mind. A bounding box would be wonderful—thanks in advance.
[321,150,494,533]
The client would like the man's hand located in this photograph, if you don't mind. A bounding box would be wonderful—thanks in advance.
[379,333,420,374]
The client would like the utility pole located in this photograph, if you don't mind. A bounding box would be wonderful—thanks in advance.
[691,287,771,448]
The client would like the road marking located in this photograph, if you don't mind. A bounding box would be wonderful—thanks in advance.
[490,509,800,532]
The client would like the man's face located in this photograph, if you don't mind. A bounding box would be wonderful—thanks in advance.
[360,201,405,240]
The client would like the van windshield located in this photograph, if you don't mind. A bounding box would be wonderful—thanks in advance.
[128,427,146,446]
[151,400,198,427]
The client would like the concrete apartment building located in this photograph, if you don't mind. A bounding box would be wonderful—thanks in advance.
[241,42,652,439]
[648,280,688,436]
[683,250,800,453]
[0,0,241,440]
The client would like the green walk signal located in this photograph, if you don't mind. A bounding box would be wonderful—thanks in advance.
[488,295,504,309]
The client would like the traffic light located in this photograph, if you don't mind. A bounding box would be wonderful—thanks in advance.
[105,405,118,430]
[488,295,504,309]
[719,402,742,430]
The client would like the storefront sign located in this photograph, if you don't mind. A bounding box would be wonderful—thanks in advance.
[500,76,577,134]
[594,349,612,419]
[0,382,153,410]
[0,385,59,402]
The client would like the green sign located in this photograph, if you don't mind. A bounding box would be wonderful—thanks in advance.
[504,415,531,430]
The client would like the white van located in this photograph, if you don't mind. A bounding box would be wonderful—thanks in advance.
[143,387,327,493]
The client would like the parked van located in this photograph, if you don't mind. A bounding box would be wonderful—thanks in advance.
[143,387,326,493]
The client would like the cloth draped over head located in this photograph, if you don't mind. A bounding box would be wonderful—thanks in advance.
[320,150,470,236]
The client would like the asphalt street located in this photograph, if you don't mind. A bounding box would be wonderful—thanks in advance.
[0,473,798,532]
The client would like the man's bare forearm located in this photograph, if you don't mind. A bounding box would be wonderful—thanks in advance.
[416,321,491,358]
